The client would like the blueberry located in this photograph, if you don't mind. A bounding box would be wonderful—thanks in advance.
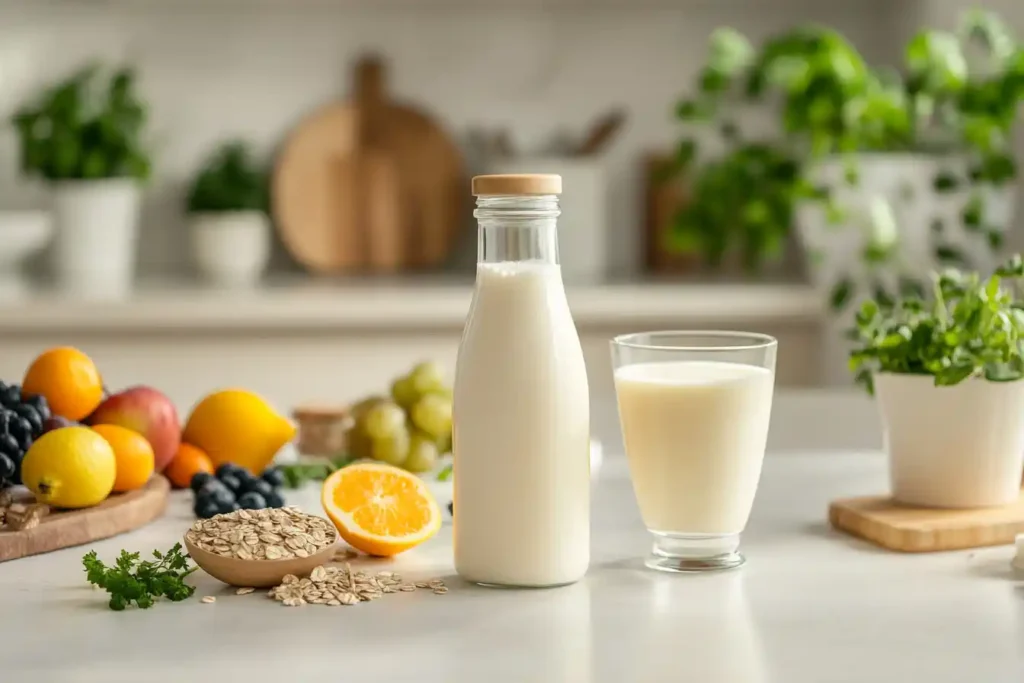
[14,405,41,436]
[237,492,266,510]
[218,474,242,493]
[0,453,14,480]
[198,480,235,507]
[24,395,50,422]
[194,499,221,519]
[263,490,285,508]
[189,472,214,492]
[40,416,76,435]
[0,384,21,409]
[236,470,260,490]
[261,467,286,488]
[215,463,246,479]
[0,433,20,457]
[246,479,275,498]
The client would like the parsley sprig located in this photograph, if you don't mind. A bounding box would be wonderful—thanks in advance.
[83,543,197,611]
[849,254,1024,394]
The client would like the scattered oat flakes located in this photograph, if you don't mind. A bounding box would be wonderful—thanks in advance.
[201,596,216,604]
[185,507,337,561]
[266,562,448,607]
[235,587,255,595]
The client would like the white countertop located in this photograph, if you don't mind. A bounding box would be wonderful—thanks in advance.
[0,278,820,332]
[2,391,1022,682]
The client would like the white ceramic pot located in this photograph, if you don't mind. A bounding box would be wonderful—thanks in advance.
[51,179,141,297]
[875,373,1024,508]
[189,211,270,287]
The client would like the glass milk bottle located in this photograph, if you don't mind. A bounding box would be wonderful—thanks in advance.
[453,174,591,587]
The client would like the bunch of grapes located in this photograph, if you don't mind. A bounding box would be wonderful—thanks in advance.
[0,381,52,488]
[347,362,453,473]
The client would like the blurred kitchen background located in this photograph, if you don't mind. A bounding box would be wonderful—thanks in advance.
[0,0,1021,414]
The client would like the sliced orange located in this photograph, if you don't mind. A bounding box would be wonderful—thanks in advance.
[321,462,441,557]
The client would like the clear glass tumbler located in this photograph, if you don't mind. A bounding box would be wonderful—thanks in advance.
[611,331,777,573]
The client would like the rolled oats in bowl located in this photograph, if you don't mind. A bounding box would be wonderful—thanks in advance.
[186,506,337,561]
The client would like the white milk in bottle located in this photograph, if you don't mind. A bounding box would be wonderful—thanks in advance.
[453,174,591,587]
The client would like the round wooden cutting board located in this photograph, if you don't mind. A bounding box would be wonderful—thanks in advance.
[273,55,464,274]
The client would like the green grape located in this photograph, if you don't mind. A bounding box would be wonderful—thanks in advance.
[350,395,385,419]
[390,375,419,410]
[404,431,439,473]
[409,361,446,396]
[434,431,452,455]
[345,424,373,460]
[410,393,453,441]
[361,401,406,440]
[371,426,410,467]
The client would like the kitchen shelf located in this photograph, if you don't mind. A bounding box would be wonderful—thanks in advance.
[0,278,821,333]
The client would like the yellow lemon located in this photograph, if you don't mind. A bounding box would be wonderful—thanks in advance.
[21,427,117,508]
[182,389,296,474]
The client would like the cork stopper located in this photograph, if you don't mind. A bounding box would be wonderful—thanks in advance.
[472,174,562,196]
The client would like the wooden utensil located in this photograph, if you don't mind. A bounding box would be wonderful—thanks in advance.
[184,533,339,588]
[829,493,1024,552]
[0,476,169,562]
[273,55,464,273]
[576,109,626,156]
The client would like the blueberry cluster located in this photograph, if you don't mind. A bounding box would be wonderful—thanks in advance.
[191,463,287,519]
[0,381,51,488]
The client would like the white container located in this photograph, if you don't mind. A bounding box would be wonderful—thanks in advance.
[488,158,608,282]
[874,373,1024,508]
[189,211,270,287]
[797,154,1014,386]
[51,179,141,297]
[453,174,591,587]
[0,211,52,297]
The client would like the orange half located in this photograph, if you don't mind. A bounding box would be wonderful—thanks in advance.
[321,462,441,557]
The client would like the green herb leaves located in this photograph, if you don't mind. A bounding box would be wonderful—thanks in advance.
[82,543,197,611]
[187,141,268,214]
[848,255,1024,394]
[12,65,151,182]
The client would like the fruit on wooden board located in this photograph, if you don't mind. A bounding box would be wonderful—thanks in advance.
[182,389,295,475]
[21,427,116,508]
[0,380,51,487]
[321,461,441,557]
[91,423,155,493]
[164,442,213,489]
[22,347,104,421]
[87,386,181,473]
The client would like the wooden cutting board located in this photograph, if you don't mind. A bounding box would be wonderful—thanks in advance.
[0,476,170,562]
[273,54,464,273]
[829,493,1024,552]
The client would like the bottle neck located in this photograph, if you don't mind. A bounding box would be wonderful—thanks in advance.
[473,195,560,265]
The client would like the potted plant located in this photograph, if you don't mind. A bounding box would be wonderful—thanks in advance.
[671,10,1024,311]
[11,65,151,295]
[848,254,1024,508]
[186,141,270,287]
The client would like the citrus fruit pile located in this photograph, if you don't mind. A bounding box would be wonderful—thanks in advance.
[0,346,296,516]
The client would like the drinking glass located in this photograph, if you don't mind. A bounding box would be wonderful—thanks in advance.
[611,331,777,573]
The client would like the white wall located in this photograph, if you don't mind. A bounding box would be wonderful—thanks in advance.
[0,0,900,278]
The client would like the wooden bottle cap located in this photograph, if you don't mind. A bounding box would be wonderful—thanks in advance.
[471,174,562,196]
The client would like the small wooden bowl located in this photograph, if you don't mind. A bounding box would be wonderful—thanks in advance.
[184,535,339,588]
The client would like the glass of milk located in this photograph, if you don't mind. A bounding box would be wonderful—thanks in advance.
[611,331,776,572]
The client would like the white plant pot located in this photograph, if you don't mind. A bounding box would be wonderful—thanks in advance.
[51,179,141,297]
[875,373,1024,508]
[796,153,1015,386]
[189,211,270,287]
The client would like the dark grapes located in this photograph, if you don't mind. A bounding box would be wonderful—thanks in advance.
[0,453,15,481]
[41,416,78,435]
[237,492,266,510]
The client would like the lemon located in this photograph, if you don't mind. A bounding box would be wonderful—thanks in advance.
[182,389,296,474]
[21,427,117,508]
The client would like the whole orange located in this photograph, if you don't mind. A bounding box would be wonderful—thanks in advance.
[23,347,104,421]
[91,424,155,493]
[164,443,213,489]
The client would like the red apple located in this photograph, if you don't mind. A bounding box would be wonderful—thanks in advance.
[88,386,181,473]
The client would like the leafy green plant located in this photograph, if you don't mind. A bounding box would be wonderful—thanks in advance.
[186,141,268,214]
[82,543,197,611]
[848,254,1024,394]
[671,11,1024,306]
[12,65,151,181]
